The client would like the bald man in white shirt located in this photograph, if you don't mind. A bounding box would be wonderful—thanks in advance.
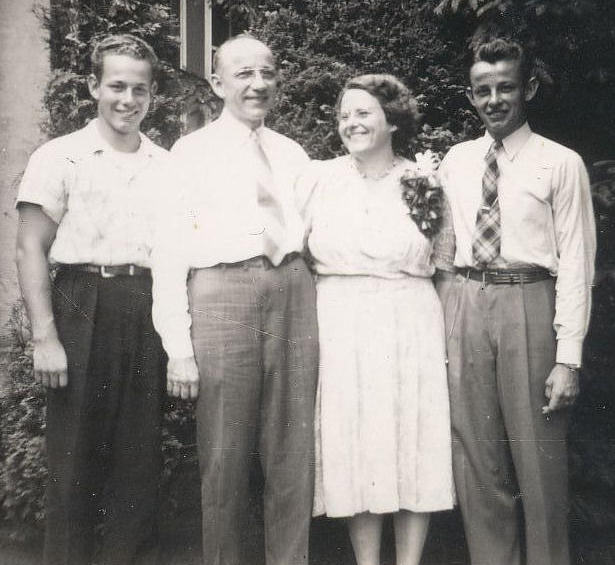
[436,38,596,565]
[152,35,318,565]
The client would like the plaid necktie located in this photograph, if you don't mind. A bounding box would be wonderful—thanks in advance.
[472,140,503,266]
[250,129,287,265]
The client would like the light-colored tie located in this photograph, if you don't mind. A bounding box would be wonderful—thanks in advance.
[472,140,503,267]
[250,129,287,265]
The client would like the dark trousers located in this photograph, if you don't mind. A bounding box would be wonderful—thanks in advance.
[437,275,570,565]
[188,255,319,565]
[45,269,166,565]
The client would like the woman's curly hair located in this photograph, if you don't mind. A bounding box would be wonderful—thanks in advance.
[337,73,420,156]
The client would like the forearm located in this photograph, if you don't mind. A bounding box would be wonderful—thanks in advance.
[16,230,57,342]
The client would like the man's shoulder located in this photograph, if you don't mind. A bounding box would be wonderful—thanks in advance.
[441,136,483,168]
[263,126,307,155]
[29,124,92,162]
[170,120,225,155]
[528,132,583,166]
[141,134,169,159]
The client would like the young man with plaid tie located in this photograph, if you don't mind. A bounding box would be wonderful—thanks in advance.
[435,37,596,565]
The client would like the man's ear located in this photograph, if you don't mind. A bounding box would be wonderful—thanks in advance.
[209,74,224,100]
[524,76,539,102]
[87,74,100,100]
[465,86,476,107]
[150,80,158,96]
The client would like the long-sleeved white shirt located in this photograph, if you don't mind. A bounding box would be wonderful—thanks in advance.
[439,123,596,366]
[152,109,310,358]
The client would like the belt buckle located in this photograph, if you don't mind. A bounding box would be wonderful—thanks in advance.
[100,265,115,278]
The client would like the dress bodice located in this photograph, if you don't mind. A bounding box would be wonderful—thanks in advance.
[300,156,436,278]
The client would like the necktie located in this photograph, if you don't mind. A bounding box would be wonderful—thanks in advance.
[472,140,502,267]
[250,129,287,265]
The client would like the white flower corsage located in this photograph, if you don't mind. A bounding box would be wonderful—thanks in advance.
[400,150,443,238]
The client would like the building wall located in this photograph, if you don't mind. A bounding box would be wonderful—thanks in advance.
[0,0,50,345]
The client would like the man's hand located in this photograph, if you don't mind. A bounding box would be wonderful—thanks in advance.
[167,356,199,400]
[543,363,580,415]
[33,334,68,388]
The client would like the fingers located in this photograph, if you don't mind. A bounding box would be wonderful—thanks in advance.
[166,357,200,400]
[544,379,553,400]
[35,369,69,388]
[167,375,199,400]
[542,388,576,415]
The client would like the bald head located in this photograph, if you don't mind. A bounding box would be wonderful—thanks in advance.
[213,35,276,75]
[210,35,278,128]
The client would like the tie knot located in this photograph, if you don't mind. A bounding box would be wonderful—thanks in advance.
[250,128,262,144]
[488,139,502,155]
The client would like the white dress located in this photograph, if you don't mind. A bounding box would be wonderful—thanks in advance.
[300,156,455,518]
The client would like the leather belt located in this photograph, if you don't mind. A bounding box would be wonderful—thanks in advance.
[62,263,150,278]
[457,266,552,285]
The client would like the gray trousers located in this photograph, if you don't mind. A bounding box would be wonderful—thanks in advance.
[437,274,570,565]
[188,255,318,565]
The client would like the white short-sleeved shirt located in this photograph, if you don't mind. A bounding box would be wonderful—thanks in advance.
[17,119,169,267]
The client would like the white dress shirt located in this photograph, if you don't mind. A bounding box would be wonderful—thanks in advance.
[439,123,596,366]
[152,109,310,358]
[17,119,169,267]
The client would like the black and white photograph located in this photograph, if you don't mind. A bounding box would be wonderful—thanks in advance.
[0,1,614,564]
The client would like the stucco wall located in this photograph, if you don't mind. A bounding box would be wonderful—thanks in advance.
[0,0,50,345]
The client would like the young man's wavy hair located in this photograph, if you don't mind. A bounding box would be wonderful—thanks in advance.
[90,34,158,81]
[471,37,535,85]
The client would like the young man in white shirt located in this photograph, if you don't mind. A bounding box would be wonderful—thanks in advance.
[16,34,168,565]
[437,37,596,565]
[151,35,318,565]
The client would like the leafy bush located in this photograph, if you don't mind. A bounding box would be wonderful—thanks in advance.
[247,0,479,159]
[11,1,614,560]
[0,303,46,542]
[37,0,217,148]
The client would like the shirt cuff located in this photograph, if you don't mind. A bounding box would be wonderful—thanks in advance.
[162,333,195,360]
[555,338,584,367]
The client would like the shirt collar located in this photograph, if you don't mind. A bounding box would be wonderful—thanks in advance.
[217,108,265,144]
[82,118,157,158]
[483,122,532,161]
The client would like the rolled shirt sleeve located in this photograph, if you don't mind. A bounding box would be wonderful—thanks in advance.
[17,142,69,223]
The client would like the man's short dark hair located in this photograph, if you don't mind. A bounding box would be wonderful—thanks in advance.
[90,34,158,81]
[471,37,534,84]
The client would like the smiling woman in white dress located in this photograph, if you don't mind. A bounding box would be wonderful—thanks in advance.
[299,74,455,565]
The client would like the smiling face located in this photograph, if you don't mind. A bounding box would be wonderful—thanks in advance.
[467,58,538,141]
[337,88,397,157]
[211,38,277,129]
[88,53,155,143]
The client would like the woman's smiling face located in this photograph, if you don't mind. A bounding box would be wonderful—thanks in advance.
[337,88,396,157]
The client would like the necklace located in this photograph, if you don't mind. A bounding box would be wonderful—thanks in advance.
[350,155,399,180]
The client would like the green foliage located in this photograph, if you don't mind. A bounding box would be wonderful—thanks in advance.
[0,303,46,541]
[248,0,479,159]
[434,0,615,162]
[37,0,216,148]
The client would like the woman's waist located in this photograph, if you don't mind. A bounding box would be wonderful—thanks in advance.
[315,272,435,292]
